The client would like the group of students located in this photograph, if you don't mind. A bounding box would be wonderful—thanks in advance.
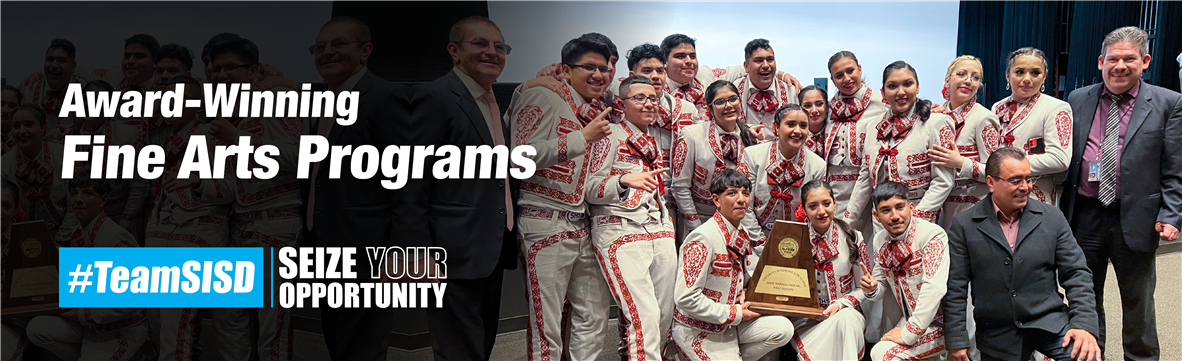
[2,27,321,361]
[0,16,1172,361]
[506,25,1155,361]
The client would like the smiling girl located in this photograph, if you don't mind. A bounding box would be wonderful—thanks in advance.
[990,47,1074,206]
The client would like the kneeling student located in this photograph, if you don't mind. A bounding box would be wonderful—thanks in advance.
[865,181,949,361]
[791,180,871,360]
[26,177,148,361]
[672,168,794,361]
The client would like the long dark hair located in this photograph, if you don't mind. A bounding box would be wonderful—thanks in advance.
[882,60,931,121]
[705,80,758,147]
[800,180,859,260]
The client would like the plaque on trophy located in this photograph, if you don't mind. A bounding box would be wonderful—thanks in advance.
[3,220,63,319]
[745,220,826,320]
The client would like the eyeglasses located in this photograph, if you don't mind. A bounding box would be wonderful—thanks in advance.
[995,175,1041,186]
[627,94,660,104]
[711,96,741,107]
[951,71,982,84]
[566,63,612,75]
[209,63,251,74]
[455,39,512,55]
[308,40,365,55]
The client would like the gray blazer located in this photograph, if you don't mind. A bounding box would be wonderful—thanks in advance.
[944,195,1098,350]
[1060,81,1182,253]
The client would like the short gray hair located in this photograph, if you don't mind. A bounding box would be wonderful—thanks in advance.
[448,16,500,44]
[1102,26,1149,57]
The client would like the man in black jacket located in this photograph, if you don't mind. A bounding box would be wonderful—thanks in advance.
[945,148,1100,361]
[306,16,412,361]
[1060,26,1182,361]
[411,16,519,360]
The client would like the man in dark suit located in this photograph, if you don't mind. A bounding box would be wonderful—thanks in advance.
[305,17,412,361]
[1060,26,1182,361]
[411,16,518,360]
[945,148,1100,361]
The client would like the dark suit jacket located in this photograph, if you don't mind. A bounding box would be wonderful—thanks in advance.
[412,69,517,280]
[1060,81,1182,253]
[308,71,426,252]
[944,195,1098,350]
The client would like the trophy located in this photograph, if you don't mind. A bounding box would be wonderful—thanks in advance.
[745,220,826,320]
[3,220,63,319]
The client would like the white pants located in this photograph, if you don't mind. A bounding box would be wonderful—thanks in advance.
[869,321,946,361]
[26,316,149,361]
[593,217,677,361]
[791,307,865,361]
[146,215,230,361]
[219,211,301,361]
[2,321,28,361]
[673,316,794,361]
[518,209,611,361]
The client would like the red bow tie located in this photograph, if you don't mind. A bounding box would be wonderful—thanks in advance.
[1002,134,1016,145]
[812,234,839,266]
[748,90,778,114]
[877,115,913,140]
[720,133,741,164]
[727,229,752,275]
[878,148,899,157]
[880,238,913,276]
[654,104,675,130]
[676,81,706,108]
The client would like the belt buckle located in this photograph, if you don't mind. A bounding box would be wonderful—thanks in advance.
[565,211,583,222]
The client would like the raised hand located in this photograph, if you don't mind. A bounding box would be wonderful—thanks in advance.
[859,261,878,294]
[580,109,612,144]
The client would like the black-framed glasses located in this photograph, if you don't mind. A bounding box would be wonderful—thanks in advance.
[566,63,612,75]
[627,94,660,104]
[711,96,741,107]
[455,39,512,55]
[209,63,252,74]
[308,40,365,55]
[995,175,1040,186]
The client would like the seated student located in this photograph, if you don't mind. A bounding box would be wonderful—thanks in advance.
[791,180,871,361]
[864,181,949,361]
[673,168,794,361]
[25,177,148,361]
[1,104,78,244]
[2,179,29,361]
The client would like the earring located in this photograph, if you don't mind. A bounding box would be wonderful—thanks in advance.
[1006,83,1010,90]
[1040,84,1045,92]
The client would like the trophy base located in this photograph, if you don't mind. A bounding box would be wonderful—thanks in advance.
[749,302,827,321]
[2,303,65,320]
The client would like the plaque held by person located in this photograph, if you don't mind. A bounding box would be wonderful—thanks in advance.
[744,220,825,320]
[3,220,63,319]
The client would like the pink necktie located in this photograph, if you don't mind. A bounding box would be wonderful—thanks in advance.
[306,117,332,230]
[482,92,514,230]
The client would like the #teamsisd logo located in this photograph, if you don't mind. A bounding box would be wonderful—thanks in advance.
[59,248,264,308]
